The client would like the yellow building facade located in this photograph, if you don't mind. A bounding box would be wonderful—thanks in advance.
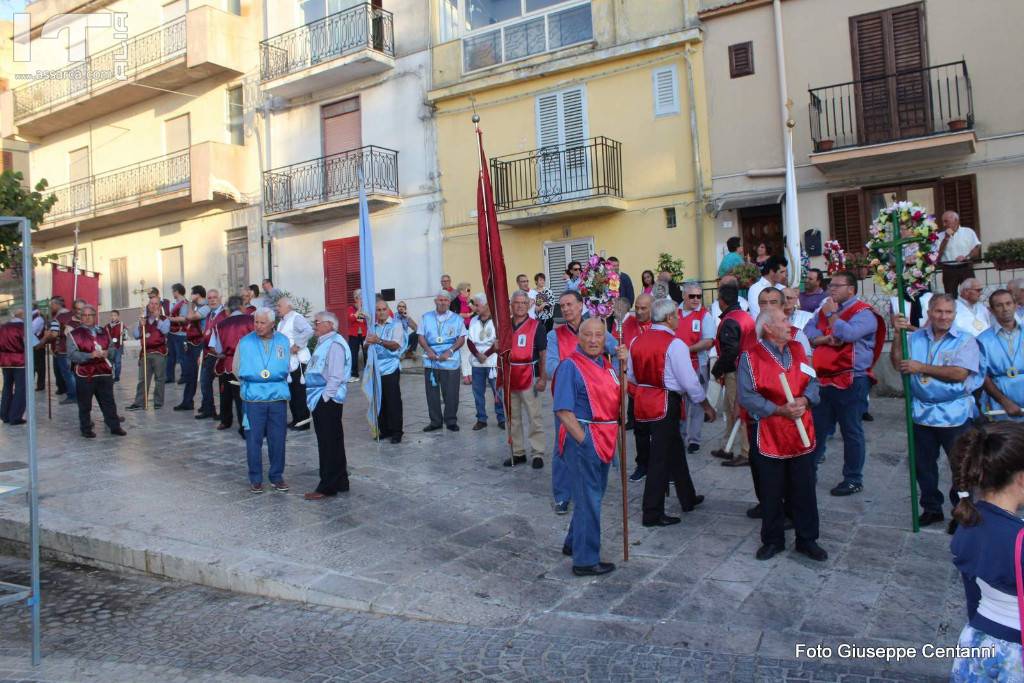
[428,0,715,295]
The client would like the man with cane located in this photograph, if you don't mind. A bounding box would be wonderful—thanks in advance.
[127,297,169,410]
[738,307,825,562]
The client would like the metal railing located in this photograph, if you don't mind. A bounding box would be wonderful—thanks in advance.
[260,3,394,82]
[263,145,398,216]
[14,17,187,122]
[809,61,973,152]
[490,136,622,212]
[45,150,191,223]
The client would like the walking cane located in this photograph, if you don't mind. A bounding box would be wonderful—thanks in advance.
[45,345,51,420]
[140,315,148,410]
[615,317,629,562]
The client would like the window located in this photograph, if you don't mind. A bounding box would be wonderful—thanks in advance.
[161,246,184,300]
[664,207,677,229]
[109,257,128,309]
[68,146,90,182]
[322,97,361,156]
[226,228,249,294]
[164,114,190,153]
[227,0,241,14]
[827,190,865,255]
[535,86,588,202]
[653,65,679,117]
[938,174,979,236]
[544,238,593,302]
[227,86,244,145]
[460,1,592,72]
[439,0,460,42]
[728,41,754,78]
[323,236,360,335]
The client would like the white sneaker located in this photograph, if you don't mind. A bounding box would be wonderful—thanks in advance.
[347,377,359,383]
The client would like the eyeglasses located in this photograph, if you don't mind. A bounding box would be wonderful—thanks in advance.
[314,320,332,326]
[686,294,702,299]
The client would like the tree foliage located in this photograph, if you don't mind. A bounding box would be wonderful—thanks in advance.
[0,170,57,273]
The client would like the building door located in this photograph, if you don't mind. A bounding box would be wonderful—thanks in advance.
[321,97,361,203]
[850,3,928,145]
[543,238,594,298]
[536,86,588,203]
[323,236,360,335]
[68,146,91,214]
[161,246,183,299]
[740,205,784,263]
[109,257,128,309]
[226,228,249,296]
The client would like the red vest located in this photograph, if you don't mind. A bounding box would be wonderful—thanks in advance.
[245,305,257,314]
[203,307,228,347]
[169,299,187,334]
[141,318,168,356]
[621,315,651,351]
[214,314,254,375]
[556,351,621,464]
[106,321,123,348]
[746,340,816,458]
[54,310,77,354]
[811,300,886,389]
[508,317,539,392]
[549,324,579,394]
[0,321,25,368]
[185,312,205,346]
[70,327,113,378]
[714,307,756,357]
[676,307,707,370]
[629,328,674,422]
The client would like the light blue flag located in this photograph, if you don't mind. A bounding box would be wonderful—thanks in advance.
[357,170,381,437]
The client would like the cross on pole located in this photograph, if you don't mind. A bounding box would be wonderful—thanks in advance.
[875,230,928,533]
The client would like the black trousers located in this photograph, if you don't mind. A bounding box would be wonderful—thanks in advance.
[942,263,975,296]
[642,393,696,523]
[218,374,245,428]
[347,335,365,378]
[313,399,349,495]
[750,429,818,547]
[76,375,120,433]
[378,370,403,437]
[33,347,45,390]
[288,365,310,425]
[629,398,650,468]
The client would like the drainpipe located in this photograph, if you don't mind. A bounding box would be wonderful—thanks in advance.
[259,0,273,281]
[682,46,705,280]
[773,0,801,287]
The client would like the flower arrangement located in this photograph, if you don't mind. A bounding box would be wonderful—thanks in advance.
[579,254,621,318]
[728,262,761,288]
[984,239,1024,271]
[822,240,846,274]
[865,201,940,297]
[656,253,685,283]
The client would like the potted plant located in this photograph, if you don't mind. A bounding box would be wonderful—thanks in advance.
[816,139,836,152]
[728,262,762,289]
[948,118,968,132]
[656,252,685,283]
[985,239,1024,271]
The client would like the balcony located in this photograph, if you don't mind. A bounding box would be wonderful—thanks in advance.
[40,142,250,237]
[490,136,625,225]
[263,145,400,224]
[2,6,249,140]
[260,3,395,100]
[808,61,977,173]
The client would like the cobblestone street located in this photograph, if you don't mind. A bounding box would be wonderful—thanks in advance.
[0,352,960,679]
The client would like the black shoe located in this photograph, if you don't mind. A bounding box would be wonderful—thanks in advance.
[289,424,310,432]
[110,428,127,436]
[784,517,794,531]
[947,518,959,535]
[830,481,863,497]
[472,421,487,431]
[862,412,874,422]
[390,436,402,444]
[177,379,186,385]
[746,504,763,519]
[531,457,543,470]
[555,501,570,515]
[628,466,646,482]
[238,427,245,439]
[498,422,505,430]
[756,543,785,561]
[194,412,215,420]
[173,404,193,411]
[126,404,143,411]
[572,562,615,577]
[8,419,25,425]
[423,424,442,432]
[687,443,700,454]
[561,544,572,557]
[447,424,460,432]
[625,421,634,431]
[81,430,96,439]
[919,510,944,527]
[642,515,681,528]
[680,495,704,512]
[55,390,65,396]
[795,541,829,562]
[60,397,76,405]
[503,455,527,467]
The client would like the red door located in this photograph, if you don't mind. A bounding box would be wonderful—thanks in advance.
[323,237,360,336]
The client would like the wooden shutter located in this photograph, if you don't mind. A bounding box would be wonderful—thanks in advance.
[322,98,361,157]
[323,236,360,335]
[653,66,679,116]
[828,191,866,254]
[728,42,753,78]
[937,175,979,236]
[890,4,928,138]
[2,151,12,172]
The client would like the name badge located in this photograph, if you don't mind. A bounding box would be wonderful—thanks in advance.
[692,320,701,333]
[517,334,527,348]
[276,346,285,359]
[974,319,985,331]
[800,362,816,378]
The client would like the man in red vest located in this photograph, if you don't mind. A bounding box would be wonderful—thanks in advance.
[738,307,826,562]
[127,297,171,410]
[104,310,125,382]
[804,270,884,497]
[676,283,715,454]
[711,283,755,466]
[197,289,227,420]
[504,290,548,468]
[66,306,126,438]
[0,308,33,425]
[210,295,254,437]
[622,293,653,482]
[630,299,716,527]
[554,318,626,576]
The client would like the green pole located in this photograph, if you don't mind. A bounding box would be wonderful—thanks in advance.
[891,245,921,533]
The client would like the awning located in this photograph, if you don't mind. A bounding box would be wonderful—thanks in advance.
[709,190,785,215]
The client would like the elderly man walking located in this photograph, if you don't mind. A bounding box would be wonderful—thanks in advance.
[276,297,313,430]
[235,308,291,494]
[304,312,352,499]
[505,289,547,468]
[419,290,467,432]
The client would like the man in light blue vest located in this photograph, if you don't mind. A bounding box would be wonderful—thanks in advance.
[234,307,291,494]
[303,311,352,500]
[365,297,406,444]
[978,289,1024,422]
[892,293,981,530]
[418,290,466,431]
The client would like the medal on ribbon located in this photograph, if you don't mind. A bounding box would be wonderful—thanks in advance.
[260,369,271,379]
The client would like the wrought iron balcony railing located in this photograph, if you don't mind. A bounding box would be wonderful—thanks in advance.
[263,145,399,216]
[260,3,395,82]
[489,136,622,211]
[13,17,187,122]
[809,61,973,152]
[45,150,191,223]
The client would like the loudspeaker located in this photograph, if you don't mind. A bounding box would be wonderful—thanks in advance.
[380,288,395,302]
[804,229,823,257]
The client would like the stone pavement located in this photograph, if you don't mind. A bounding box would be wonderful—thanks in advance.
[0,349,963,678]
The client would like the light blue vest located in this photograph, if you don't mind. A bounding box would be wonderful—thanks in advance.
[238,331,291,402]
[420,310,463,370]
[305,332,351,411]
[373,319,404,376]
[977,325,1024,421]
[908,328,977,427]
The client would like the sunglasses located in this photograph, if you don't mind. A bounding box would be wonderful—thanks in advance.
[686,294,702,299]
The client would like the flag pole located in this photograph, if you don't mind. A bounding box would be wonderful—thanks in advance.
[71,223,80,303]
[615,318,630,562]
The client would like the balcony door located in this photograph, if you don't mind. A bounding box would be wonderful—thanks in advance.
[321,97,361,204]
[226,228,249,296]
[161,246,184,300]
[323,236,360,335]
[68,146,92,215]
[163,114,191,193]
[535,86,588,204]
[544,238,593,303]
[850,3,929,145]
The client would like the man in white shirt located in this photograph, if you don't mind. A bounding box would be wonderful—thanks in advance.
[955,278,991,337]
[938,210,981,295]
[462,294,505,430]
[747,256,788,320]
[783,287,814,357]
[276,297,314,430]
[515,274,538,320]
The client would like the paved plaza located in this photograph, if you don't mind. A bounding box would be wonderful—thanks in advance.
[0,350,963,679]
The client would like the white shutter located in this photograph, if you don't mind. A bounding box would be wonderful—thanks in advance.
[545,239,594,298]
[535,93,560,149]
[653,65,679,117]
[569,241,592,263]
[536,86,589,202]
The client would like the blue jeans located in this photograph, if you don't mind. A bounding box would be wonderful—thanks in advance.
[563,432,610,567]
[913,421,972,514]
[471,367,506,424]
[179,342,202,407]
[109,346,123,381]
[166,334,186,382]
[1,368,26,422]
[552,415,573,504]
[811,376,870,485]
[54,353,76,400]
[244,400,287,485]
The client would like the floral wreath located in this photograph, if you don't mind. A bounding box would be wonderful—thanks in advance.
[579,254,621,318]
[865,201,940,297]
[822,240,846,275]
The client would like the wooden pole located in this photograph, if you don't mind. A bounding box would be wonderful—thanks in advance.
[45,344,51,420]
[616,318,629,562]
[778,372,810,448]
[140,314,148,410]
